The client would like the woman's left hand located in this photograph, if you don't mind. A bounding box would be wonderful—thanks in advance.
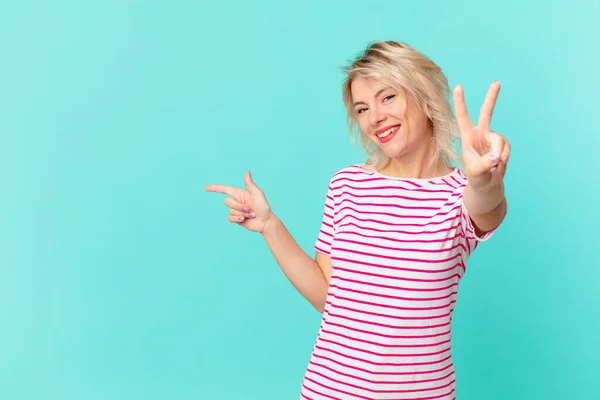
[453,81,510,190]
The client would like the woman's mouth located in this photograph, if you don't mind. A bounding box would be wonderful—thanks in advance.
[376,125,400,143]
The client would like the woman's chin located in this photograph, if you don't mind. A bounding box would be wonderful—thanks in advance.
[378,143,406,159]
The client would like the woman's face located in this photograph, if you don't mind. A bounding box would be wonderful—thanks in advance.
[351,77,432,160]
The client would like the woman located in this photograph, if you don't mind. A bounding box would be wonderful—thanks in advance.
[206,41,510,399]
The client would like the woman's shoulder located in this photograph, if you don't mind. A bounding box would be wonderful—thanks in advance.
[329,163,376,181]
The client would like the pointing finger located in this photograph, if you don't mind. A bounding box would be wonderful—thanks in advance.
[205,184,238,196]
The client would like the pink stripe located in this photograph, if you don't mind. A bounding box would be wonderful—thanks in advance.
[402,178,424,188]
[333,266,461,283]
[462,223,475,236]
[466,233,478,242]
[440,178,457,189]
[318,229,332,238]
[336,230,464,244]
[339,198,441,210]
[336,221,461,238]
[321,328,451,348]
[331,168,457,185]
[449,175,463,186]
[318,337,451,358]
[339,194,464,212]
[335,237,466,254]
[329,284,458,301]
[299,390,315,400]
[304,376,457,400]
[413,389,456,400]
[323,318,452,339]
[331,182,454,194]
[315,344,453,367]
[331,256,462,274]
[332,169,371,176]
[317,238,331,248]
[335,276,458,293]
[333,248,461,264]
[336,189,454,202]
[338,212,460,228]
[303,376,372,400]
[326,301,451,320]
[314,245,330,255]
[323,311,451,330]
[310,360,455,386]
[332,173,422,187]
[337,203,462,220]
[321,220,333,228]
[301,384,338,400]
[306,368,455,394]
[328,292,456,311]
[336,206,431,220]
[311,352,454,376]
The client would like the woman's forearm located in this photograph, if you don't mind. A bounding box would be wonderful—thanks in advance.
[463,182,507,234]
[261,214,329,312]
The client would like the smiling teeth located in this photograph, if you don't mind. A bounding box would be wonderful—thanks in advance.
[377,126,399,138]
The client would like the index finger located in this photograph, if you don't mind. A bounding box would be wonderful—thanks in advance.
[453,84,473,133]
[205,184,238,196]
[477,81,501,129]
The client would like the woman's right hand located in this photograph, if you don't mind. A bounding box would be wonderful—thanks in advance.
[205,171,274,234]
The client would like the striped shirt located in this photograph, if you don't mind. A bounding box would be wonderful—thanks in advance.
[299,164,494,400]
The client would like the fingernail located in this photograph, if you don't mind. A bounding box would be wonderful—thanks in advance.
[490,167,497,172]
[238,216,245,221]
[242,207,249,212]
[250,212,256,218]
[502,155,509,163]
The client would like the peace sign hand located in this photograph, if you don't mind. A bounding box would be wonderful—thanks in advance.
[453,82,511,190]
[205,171,274,234]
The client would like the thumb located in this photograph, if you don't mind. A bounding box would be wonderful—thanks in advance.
[244,170,261,194]
[471,152,500,175]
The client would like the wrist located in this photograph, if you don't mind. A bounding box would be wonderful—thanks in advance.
[471,180,504,197]
[464,181,505,215]
[261,212,280,237]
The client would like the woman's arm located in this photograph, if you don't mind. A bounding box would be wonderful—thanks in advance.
[454,82,511,235]
[206,171,331,312]
[262,214,331,312]
[463,181,507,235]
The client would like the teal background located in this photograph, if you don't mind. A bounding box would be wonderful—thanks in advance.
[1,1,598,399]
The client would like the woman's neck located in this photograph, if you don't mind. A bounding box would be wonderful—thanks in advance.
[378,143,453,179]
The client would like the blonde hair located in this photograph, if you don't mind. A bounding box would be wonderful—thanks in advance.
[342,40,461,170]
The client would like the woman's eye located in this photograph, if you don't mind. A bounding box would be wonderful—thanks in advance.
[356,108,367,114]
[383,94,396,102]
